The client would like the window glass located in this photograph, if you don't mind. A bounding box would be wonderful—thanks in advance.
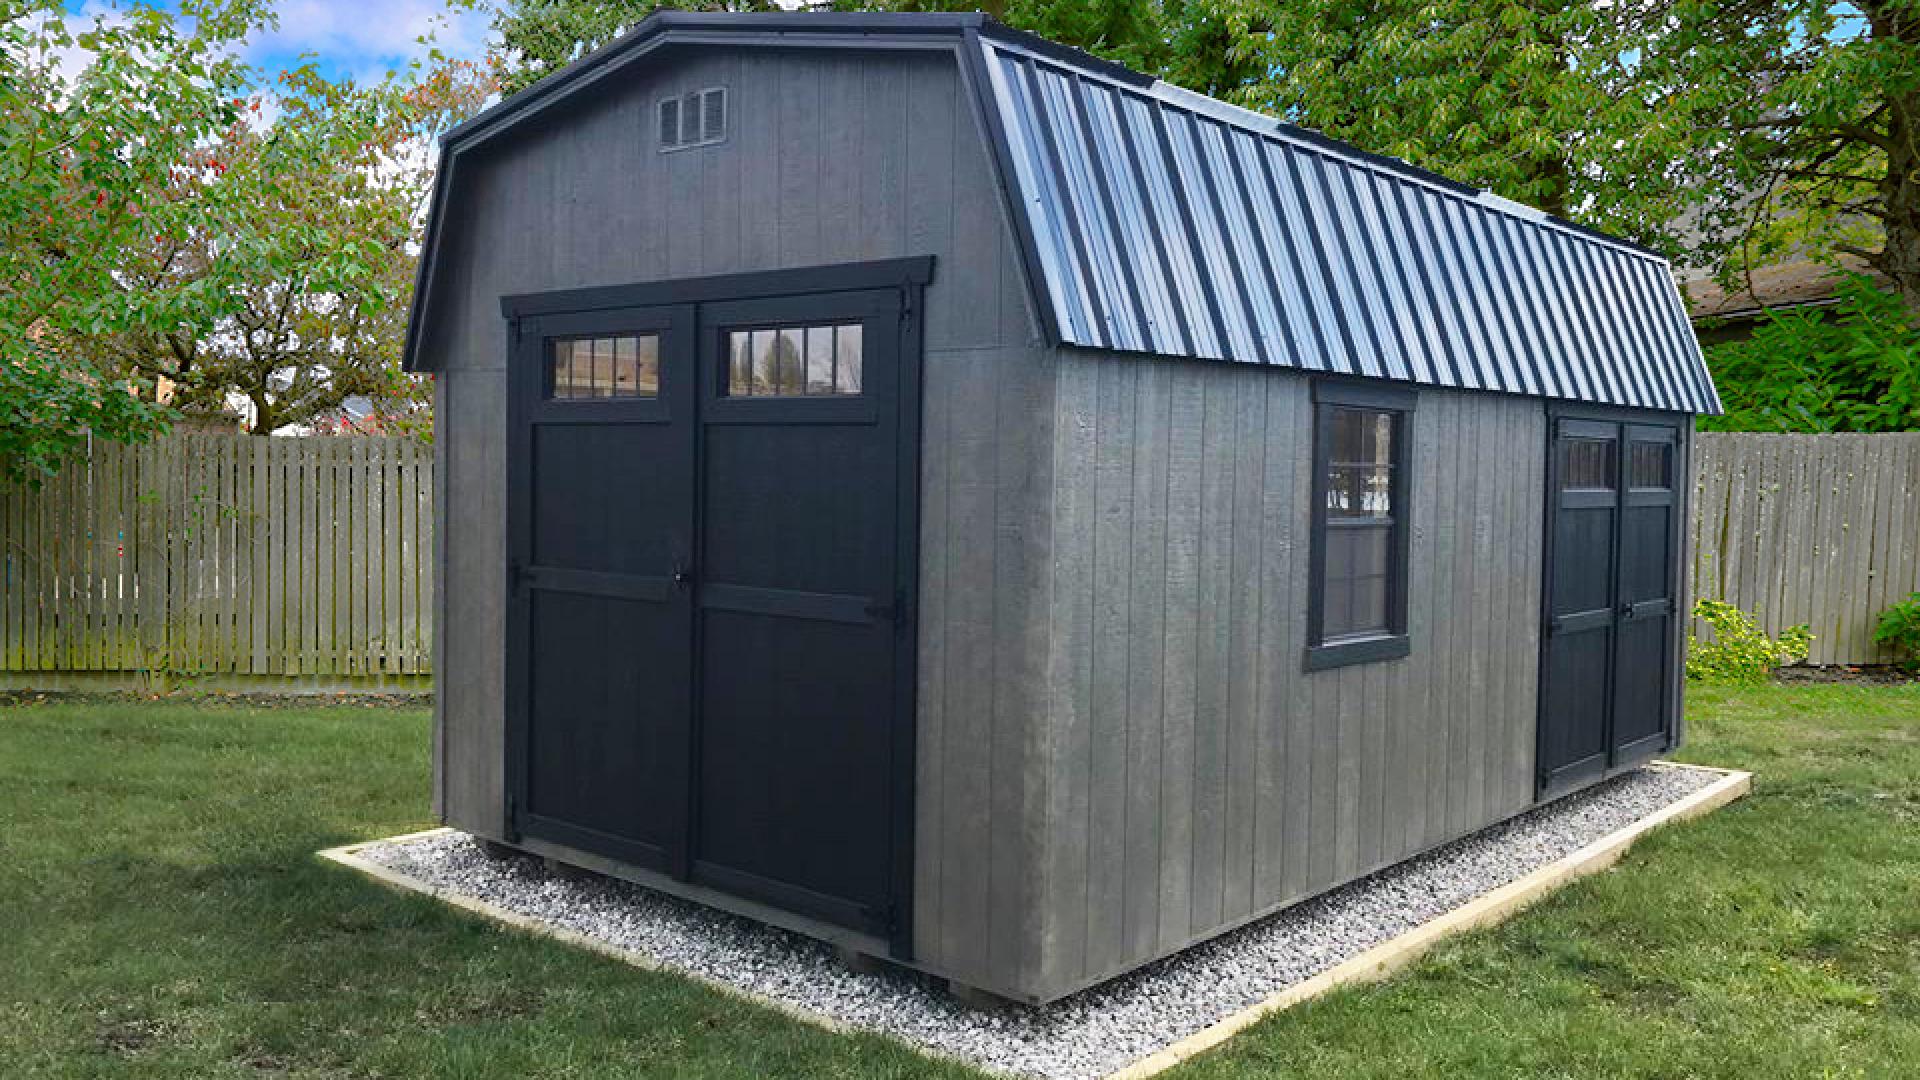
[549,334,660,400]
[1560,437,1615,491]
[1629,441,1672,489]
[725,322,864,397]
[1323,523,1393,639]
[804,327,834,393]
[1325,407,1394,519]
[835,324,863,394]
[1314,399,1406,649]
[777,326,805,395]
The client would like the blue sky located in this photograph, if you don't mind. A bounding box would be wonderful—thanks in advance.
[63,1,496,87]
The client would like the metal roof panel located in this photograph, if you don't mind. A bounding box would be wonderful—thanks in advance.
[975,34,1719,414]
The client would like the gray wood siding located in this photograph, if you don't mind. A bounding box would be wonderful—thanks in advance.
[421,45,1053,989]
[1031,350,1545,999]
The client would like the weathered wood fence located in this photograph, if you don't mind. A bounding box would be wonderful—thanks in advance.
[4,431,1917,688]
[1689,432,1920,666]
[1,435,432,691]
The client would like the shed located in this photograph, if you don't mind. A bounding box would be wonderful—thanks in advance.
[406,11,1721,1005]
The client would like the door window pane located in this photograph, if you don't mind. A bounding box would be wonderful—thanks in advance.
[1629,441,1672,489]
[1560,437,1615,491]
[548,334,660,400]
[724,322,865,397]
[777,327,804,395]
[835,324,863,394]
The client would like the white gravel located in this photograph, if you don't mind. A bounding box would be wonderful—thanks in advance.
[358,764,1721,1079]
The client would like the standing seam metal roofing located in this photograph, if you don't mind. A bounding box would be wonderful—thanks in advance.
[974,32,1720,414]
[403,11,1719,414]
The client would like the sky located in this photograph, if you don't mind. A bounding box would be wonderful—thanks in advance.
[61,0,498,88]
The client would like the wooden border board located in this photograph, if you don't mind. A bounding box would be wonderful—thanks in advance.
[317,762,1752,1080]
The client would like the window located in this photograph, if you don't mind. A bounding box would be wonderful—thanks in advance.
[1628,441,1671,490]
[725,323,863,398]
[548,334,659,400]
[1307,382,1414,671]
[1559,437,1616,491]
[658,87,727,151]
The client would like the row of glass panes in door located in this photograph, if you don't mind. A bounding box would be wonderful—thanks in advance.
[727,324,862,397]
[548,324,866,401]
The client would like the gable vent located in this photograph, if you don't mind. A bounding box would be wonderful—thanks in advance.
[659,87,727,151]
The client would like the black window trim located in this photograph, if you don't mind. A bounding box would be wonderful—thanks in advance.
[1305,378,1416,673]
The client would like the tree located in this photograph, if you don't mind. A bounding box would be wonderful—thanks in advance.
[1199,2,1684,228]
[90,57,489,435]
[489,1,779,98]
[487,0,1261,102]
[1701,274,1920,432]
[0,0,264,486]
[1201,0,1920,316]
[1621,0,1920,311]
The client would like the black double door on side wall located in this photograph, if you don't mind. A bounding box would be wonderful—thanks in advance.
[1538,414,1683,798]
[506,287,909,939]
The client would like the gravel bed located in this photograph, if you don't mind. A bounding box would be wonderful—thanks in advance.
[357,764,1722,1079]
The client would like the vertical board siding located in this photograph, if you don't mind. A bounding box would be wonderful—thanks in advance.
[0,435,433,686]
[1035,354,1543,999]
[427,47,1057,992]
[1688,432,1920,666]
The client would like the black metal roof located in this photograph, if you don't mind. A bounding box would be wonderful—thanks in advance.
[405,11,1720,415]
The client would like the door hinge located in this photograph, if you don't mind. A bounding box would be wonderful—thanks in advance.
[899,285,915,320]
[505,792,521,840]
[509,560,526,595]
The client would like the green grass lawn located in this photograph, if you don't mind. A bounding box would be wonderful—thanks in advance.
[1,685,1915,1078]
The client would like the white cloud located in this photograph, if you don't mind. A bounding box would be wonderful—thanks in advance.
[245,0,494,76]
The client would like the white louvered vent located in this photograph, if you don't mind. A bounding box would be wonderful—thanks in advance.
[658,87,727,152]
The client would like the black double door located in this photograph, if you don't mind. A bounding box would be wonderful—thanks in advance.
[506,286,911,938]
[1538,413,1683,797]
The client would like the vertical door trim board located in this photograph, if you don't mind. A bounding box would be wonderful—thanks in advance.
[499,256,933,961]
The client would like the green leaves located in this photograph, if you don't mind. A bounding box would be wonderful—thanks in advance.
[0,0,267,484]
[1872,593,1920,672]
[0,0,493,464]
[1701,275,1920,433]
[1688,600,1813,683]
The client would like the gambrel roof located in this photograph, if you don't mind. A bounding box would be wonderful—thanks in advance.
[406,11,1721,414]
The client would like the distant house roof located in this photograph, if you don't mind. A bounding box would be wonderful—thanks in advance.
[406,12,1720,415]
[1681,257,1879,322]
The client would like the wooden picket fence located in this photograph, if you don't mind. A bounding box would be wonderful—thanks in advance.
[4,431,1917,689]
[1688,432,1920,666]
[1,435,432,691]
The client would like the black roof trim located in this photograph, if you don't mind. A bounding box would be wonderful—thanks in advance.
[440,11,986,151]
[974,21,1154,90]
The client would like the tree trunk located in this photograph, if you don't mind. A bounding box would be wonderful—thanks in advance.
[1868,1,1920,313]
[1874,88,1920,313]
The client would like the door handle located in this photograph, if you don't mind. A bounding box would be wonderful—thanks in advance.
[672,564,694,588]
[1618,602,1635,620]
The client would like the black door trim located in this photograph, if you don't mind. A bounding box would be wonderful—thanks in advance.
[500,257,935,320]
[1535,401,1689,800]
[503,257,928,960]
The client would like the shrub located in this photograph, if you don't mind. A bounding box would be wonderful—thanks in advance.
[1686,600,1812,683]
[1873,593,1920,673]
